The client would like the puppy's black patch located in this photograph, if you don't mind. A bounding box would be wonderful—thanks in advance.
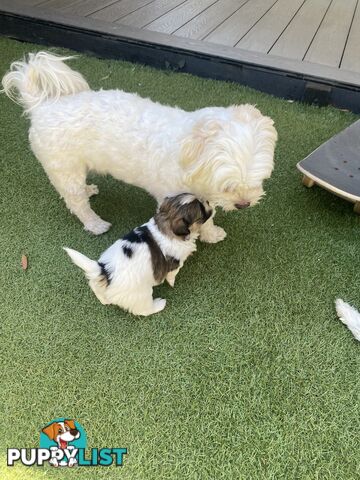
[137,226,179,283]
[166,256,180,272]
[198,200,212,223]
[122,229,144,243]
[122,226,179,282]
[122,245,133,258]
[98,261,111,285]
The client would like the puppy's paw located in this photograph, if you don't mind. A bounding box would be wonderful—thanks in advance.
[86,184,99,197]
[153,298,166,313]
[166,275,176,287]
[200,225,227,243]
[84,219,112,235]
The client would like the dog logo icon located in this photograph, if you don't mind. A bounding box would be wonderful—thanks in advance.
[40,418,85,467]
[8,419,127,468]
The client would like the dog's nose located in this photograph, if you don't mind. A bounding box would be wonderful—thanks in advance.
[70,429,78,436]
[235,201,250,209]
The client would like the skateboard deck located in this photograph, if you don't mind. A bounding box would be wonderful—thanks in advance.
[297,120,360,214]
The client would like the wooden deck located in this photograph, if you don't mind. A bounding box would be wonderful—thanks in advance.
[1,0,360,111]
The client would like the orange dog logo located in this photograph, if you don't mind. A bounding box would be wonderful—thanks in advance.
[42,419,81,467]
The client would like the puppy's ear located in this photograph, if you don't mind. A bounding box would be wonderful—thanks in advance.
[184,199,211,226]
[199,202,213,224]
[42,422,57,440]
[65,419,76,430]
[171,217,190,237]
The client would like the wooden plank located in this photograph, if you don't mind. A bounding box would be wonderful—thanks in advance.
[118,0,186,28]
[270,0,331,60]
[2,0,360,90]
[145,0,217,34]
[3,7,360,115]
[19,0,45,5]
[341,2,360,73]
[205,0,277,47]
[237,0,305,53]
[39,0,86,10]
[305,0,357,68]
[175,0,247,40]
[61,0,121,16]
[90,0,154,22]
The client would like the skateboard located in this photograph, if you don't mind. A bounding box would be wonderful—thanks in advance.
[297,120,360,214]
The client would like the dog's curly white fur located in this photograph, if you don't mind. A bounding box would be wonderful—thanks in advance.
[2,52,277,240]
[335,299,360,341]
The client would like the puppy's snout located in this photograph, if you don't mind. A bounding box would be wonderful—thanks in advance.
[235,201,250,209]
[70,429,79,436]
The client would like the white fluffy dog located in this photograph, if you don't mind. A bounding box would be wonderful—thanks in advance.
[335,299,360,341]
[2,52,277,241]
[64,194,213,316]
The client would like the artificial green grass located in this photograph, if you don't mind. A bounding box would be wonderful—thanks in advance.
[1,35,360,479]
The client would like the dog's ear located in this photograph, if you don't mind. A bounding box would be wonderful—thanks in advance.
[181,118,221,169]
[197,200,213,224]
[171,217,190,237]
[42,422,58,440]
[65,419,76,430]
[180,119,223,191]
[183,199,211,226]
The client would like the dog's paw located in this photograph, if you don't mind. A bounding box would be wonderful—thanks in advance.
[153,298,166,313]
[86,184,99,197]
[84,219,112,235]
[166,275,176,287]
[167,278,175,288]
[68,458,77,467]
[200,225,227,243]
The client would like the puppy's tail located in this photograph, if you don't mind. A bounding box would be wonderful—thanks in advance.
[64,248,110,305]
[335,299,360,341]
[1,51,90,113]
[64,247,101,281]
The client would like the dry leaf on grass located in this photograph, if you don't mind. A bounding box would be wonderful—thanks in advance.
[21,254,28,270]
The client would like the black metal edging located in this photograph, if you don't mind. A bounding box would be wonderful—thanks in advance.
[1,3,360,113]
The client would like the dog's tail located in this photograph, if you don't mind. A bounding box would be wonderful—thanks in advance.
[64,247,101,281]
[335,299,360,341]
[64,247,101,280]
[64,247,110,305]
[1,51,89,113]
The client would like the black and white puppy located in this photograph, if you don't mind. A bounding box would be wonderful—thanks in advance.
[64,194,212,316]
